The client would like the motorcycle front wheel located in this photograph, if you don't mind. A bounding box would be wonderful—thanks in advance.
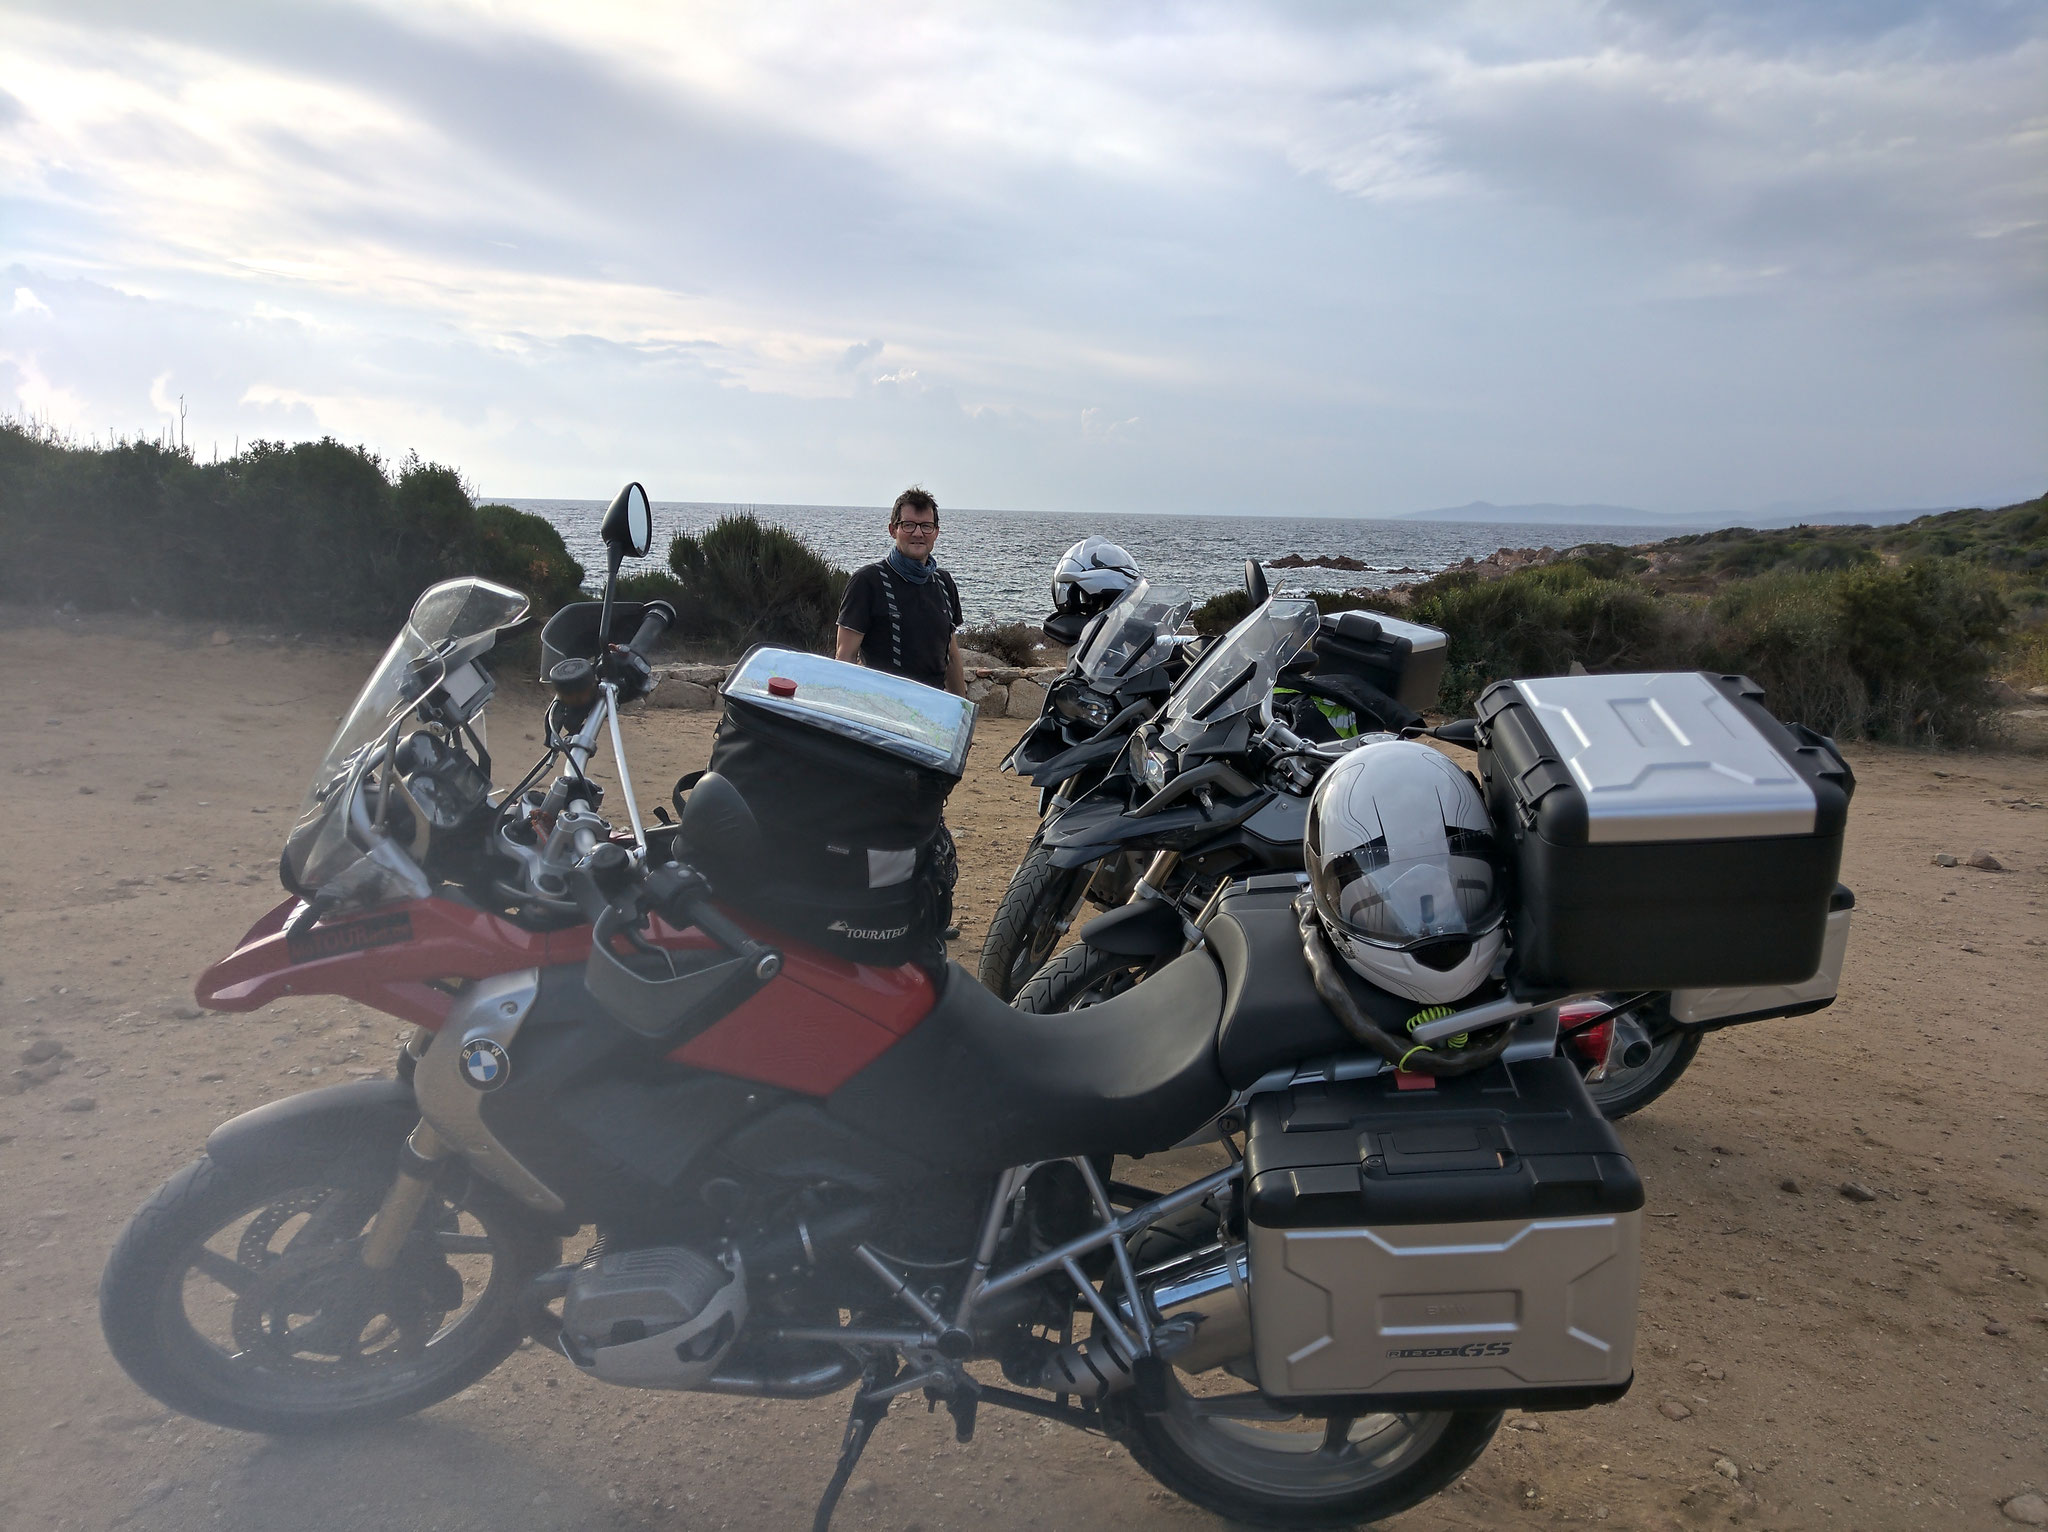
[978,835,1099,1000]
[100,1150,557,1434]
[1009,939,1155,1013]
[1106,1375,1500,1529]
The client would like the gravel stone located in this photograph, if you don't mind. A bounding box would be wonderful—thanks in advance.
[1714,1458,1740,1481]
[2004,1493,2048,1526]
[1967,849,2006,871]
[1932,852,1959,867]
[1778,1177,1801,1194]
[59,1095,97,1112]
[1839,1181,1878,1203]
[1658,1400,1692,1421]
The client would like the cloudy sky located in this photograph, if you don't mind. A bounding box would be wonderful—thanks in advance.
[2,1,2042,517]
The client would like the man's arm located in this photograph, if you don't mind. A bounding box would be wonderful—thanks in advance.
[836,626,865,665]
[945,634,965,696]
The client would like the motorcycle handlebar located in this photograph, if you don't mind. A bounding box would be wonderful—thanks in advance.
[624,601,677,659]
[676,895,782,982]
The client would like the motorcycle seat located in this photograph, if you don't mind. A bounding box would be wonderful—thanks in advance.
[1206,888,1425,1088]
[828,954,1229,1172]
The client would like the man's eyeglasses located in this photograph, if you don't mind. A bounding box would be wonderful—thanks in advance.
[895,520,938,533]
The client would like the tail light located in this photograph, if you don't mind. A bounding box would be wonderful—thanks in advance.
[1560,1001,1615,1072]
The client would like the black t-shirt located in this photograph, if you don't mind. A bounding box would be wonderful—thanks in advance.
[838,560,962,691]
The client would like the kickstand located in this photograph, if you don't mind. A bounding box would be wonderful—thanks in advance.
[812,1359,901,1532]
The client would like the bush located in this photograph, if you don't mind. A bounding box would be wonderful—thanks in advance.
[1702,560,2007,742]
[663,514,848,652]
[473,503,585,612]
[1407,564,1667,713]
[0,422,585,635]
[960,621,1038,666]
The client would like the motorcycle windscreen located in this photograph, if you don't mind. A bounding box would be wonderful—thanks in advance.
[1157,598,1320,752]
[283,577,527,894]
[1074,579,1193,685]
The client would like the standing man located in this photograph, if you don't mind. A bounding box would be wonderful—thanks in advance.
[835,486,966,696]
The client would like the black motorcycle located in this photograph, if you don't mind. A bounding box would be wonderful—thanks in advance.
[983,563,1421,1000]
[1008,596,1731,1121]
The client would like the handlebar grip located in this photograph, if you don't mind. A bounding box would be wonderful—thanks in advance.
[678,896,782,981]
[625,601,677,658]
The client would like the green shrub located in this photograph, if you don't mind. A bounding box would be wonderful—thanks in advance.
[0,422,585,635]
[1407,564,1667,713]
[473,503,585,612]
[663,514,848,652]
[1703,560,2008,742]
[960,621,1039,666]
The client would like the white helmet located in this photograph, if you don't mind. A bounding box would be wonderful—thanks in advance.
[1305,739,1506,1005]
[1051,537,1141,617]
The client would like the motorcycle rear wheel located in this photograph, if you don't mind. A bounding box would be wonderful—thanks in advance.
[100,1151,556,1434]
[978,835,1098,1000]
[1582,1026,1701,1120]
[1106,1376,1500,1529]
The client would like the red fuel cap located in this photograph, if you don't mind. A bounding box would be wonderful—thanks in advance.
[767,676,798,697]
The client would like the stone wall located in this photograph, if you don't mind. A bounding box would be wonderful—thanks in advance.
[647,661,1062,719]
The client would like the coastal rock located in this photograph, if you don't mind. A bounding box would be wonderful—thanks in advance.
[1008,679,1048,718]
[1268,553,1369,572]
[651,680,717,711]
[1990,680,2025,706]
[958,648,1004,673]
[2029,685,2048,704]
[966,679,1009,718]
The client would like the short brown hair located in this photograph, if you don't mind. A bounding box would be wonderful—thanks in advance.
[890,486,939,526]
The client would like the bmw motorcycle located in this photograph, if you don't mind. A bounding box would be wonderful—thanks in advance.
[982,562,1410,1001]
[1006,594,1751,1120]
[98,486,1646,1530]
[979,578,1198,998]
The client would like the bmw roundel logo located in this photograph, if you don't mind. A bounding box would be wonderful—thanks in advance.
[458,1038,510,1091]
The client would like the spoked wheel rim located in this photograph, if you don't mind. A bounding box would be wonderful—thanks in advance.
[1154,1373,1455,1499]
[160,1178,522,1416]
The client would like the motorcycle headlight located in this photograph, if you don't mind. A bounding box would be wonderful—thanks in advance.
[1076,692,1112,727]
[1136,743,1173,793]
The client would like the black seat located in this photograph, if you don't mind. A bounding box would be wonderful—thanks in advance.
[1206,888,1425,1088]
[827,954,1229,1172]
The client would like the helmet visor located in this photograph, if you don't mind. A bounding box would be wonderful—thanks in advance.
[1310,826,1503,949]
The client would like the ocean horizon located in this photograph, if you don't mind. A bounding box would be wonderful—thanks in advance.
[508,499,1689,626]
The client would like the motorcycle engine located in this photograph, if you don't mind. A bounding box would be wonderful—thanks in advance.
[561,1244,747,1390]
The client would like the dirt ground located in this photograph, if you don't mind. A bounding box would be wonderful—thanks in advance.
[1,608,2043,1532]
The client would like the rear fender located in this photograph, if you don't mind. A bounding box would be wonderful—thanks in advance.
[205,1078,419,1176]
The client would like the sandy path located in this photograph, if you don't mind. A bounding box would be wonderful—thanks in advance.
[1,609,2043,1532]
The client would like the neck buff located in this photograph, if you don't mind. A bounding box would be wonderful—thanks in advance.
[886,547,933,584]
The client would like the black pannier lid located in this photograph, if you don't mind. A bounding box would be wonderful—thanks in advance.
[1310,610,1449,714]
[1475,671,1853,846]
[1245,1056,1643,1229]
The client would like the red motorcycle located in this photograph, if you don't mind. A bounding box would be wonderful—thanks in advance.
[100,485,1650,1530]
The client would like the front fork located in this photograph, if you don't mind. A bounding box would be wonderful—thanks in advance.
[359,1119,451,1270]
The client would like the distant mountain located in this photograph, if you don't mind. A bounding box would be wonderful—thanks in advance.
[1398,501,1662,526]
[1397,499,1963,531]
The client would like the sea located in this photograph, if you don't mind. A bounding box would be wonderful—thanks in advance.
[504,500,1689,627]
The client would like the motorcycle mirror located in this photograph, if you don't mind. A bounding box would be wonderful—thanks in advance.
[601,482,654,559]
[1243,557,1269,605]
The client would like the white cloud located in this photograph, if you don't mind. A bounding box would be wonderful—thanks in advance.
[0,1,2040,513]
